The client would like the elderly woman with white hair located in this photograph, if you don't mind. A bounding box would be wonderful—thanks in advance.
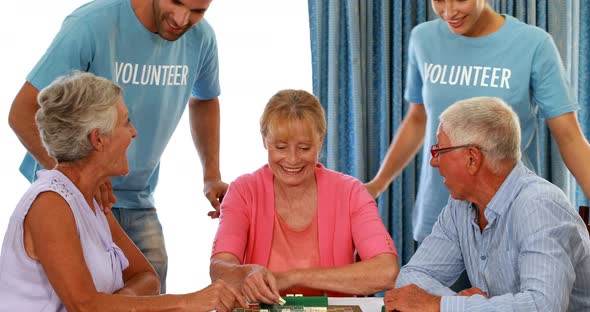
[0,72,246,312]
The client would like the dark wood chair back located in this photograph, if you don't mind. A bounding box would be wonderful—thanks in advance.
[580,205,590,235]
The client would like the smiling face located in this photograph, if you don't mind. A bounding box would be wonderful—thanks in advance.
[431,0,489,37]
[152,0,211,41]
[103,98,137,176]
[430,124,471,200]
[264,118,322,189]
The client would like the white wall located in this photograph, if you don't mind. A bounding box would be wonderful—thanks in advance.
[0,1,311,294]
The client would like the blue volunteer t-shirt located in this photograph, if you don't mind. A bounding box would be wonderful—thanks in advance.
[20,0,220,209]
[405,15,577,242]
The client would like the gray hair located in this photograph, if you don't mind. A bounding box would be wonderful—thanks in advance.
[439,97,521,172]
[35,72,122,163]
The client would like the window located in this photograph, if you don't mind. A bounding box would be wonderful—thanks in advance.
[0,0,311,293]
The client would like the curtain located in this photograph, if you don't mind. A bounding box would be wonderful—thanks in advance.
[308,0,585,266]
[578,1,590,206]
[309,0,430,264]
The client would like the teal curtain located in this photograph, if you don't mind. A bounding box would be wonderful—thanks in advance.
[309,0,430,264]
[578,1,590,206]
[308,0,586,265]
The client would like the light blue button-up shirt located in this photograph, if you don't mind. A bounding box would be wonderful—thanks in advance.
[396,162,590,311]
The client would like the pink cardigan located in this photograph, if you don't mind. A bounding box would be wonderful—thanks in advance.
[212,164,397,269]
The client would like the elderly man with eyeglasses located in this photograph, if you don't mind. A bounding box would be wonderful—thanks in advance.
[384,97,590,312]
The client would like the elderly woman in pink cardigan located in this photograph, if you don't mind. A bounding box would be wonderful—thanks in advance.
[210,89,399,305]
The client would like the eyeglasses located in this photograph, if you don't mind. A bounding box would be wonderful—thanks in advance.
[430,144,476,158]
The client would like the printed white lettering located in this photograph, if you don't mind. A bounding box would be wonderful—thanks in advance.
[472,66,482,85]
[122,63,133,84]
[460,66,472,86]
[490,67,501,88]
[140,65,151,85]
[114,62,191,86]
[439,65,448,85]
[430,65,442,83]
[115,62,124,83]
[167,65,177,85]
[132,64,140,85]
[424,63,434,81]
[480,67,490,87]
[160,66,170,85]
[151,66,161,86]
[448,65,460,85]
[501,68,511,89]
[181,66,188,85]
[422,63,511,89]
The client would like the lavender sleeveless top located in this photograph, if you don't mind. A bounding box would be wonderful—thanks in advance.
[0,170,129,311]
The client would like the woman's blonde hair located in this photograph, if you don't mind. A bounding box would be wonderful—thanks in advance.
[260,89,326,142]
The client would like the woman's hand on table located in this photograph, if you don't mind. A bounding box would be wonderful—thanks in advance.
[240,264,281,305]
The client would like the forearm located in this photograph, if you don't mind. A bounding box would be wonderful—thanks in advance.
[8,81,57,169]
[11,122,56,169]
[189,97,222,182]
[210,257,248,287]
[280,254,398,295]
[107,212,160,294]
[547,112,590,198]
[114,272,160,296]
[396,268,456,296]
[397,204,466,296]
[68,292,189,312]
[373,134,423,185]
[368,104,426,195]
[396,232,461,296]
[440,291,548,312]
[557,139,590,198]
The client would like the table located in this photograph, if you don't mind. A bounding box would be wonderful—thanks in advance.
[232,297,385,312]
[328,297,384,312]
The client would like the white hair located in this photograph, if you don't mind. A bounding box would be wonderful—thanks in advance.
[439,97,521,173]
[35,71,122,163]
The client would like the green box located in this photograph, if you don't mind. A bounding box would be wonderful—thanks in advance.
[260,295,329,309]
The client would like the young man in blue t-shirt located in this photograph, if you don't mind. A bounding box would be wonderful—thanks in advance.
[9,0,227,293]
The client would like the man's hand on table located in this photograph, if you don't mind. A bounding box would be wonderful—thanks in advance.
[384,284,441,312]
[457,287,489,298]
